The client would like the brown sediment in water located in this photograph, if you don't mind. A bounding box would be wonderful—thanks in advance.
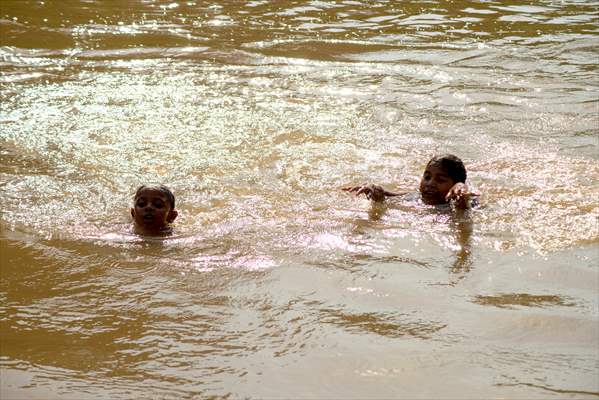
[1,1,598,398]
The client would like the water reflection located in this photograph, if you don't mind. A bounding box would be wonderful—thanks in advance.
[450,209,473,277]
[320,309,446,339]
[473,293,576,309]
[358,198,476,281]
[1,0,598,398]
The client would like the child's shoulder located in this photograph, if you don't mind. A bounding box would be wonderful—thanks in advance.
[387,191,421,205]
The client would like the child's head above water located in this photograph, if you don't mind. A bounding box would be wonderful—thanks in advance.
[343,153,476,209]
[130,184,178,234]
[419,154,467,205]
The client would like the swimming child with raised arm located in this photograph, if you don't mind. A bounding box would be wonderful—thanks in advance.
[131,184,178,234]
[343,154,478,209]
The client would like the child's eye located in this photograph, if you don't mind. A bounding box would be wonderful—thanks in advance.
[153,201,164,209]
[136,200,146,207]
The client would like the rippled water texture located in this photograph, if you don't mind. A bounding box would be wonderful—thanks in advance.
[1,1,598,398]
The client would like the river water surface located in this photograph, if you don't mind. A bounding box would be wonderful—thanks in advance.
[1,1,598,398]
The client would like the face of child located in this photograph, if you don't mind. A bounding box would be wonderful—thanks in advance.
[419,163,456,205]
[130,188,177,232]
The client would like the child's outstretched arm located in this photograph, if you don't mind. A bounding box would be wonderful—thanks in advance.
[445,183,479,210]
[342,184,402,202]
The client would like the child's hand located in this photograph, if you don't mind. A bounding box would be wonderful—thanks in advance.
[342,184,389,202]
[445,183,479,208]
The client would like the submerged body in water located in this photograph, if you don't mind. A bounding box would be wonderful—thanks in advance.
[344,153,479,209]
[1,0,598,398]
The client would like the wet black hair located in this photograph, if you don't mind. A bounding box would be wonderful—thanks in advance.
[134,184,176,209]
[427,154,467,183]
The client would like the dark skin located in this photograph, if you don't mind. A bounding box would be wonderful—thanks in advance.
[344,162,477,283]
[343,164,478,209]
[130,187,178,234]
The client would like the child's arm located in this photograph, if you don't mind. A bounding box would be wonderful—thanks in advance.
[342,184,402,202]
[445,183,479,210]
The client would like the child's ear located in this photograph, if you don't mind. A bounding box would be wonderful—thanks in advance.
[131,208,135,218]
[167,210,178,223]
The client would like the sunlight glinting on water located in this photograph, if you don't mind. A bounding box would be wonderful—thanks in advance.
[1,0,598,398]
[2,55,598,255]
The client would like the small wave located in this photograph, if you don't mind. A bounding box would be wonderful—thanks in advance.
[472,293,575,309]
[73,46,210,60]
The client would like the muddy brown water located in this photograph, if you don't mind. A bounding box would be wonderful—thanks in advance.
[1,1,598,398]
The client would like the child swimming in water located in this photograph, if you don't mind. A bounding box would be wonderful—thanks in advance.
[343,154,478,209]
[131,184,178,234]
